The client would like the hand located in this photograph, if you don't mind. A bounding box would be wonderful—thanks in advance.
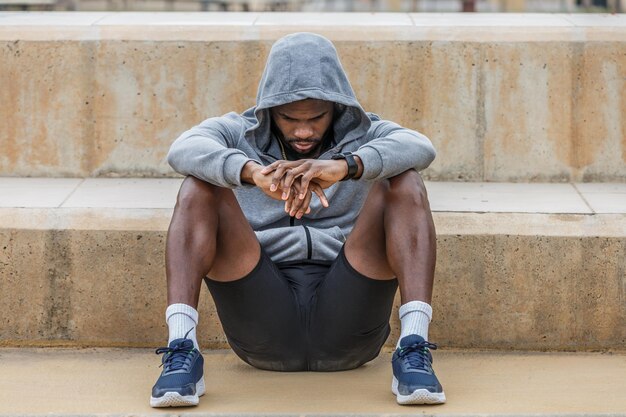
[284,180,328,219]
[243,161,328,216]
[260,159,351,201]
[249,163,291,201]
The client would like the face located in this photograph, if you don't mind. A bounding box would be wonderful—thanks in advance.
[270,99,334,158]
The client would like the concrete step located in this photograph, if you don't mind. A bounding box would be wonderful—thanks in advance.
[1,178,625,350]
[0,347,625,416]
[1,13,625,181]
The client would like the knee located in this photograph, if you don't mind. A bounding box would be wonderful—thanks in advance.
[175,176,223,210]
[386,170,431,211]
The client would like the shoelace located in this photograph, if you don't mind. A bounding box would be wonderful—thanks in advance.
[398,340,438,370]
[155,342,195,372]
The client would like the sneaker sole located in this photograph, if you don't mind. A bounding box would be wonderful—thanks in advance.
[392,376,446,405]
[150,376,205,408]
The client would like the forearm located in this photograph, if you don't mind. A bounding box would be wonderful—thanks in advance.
[168,136,254,188]
[241,161,262,185]
[353,135,435,180]
[168,115,258,188]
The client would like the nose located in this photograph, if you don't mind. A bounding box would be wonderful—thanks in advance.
[293,124,314,140]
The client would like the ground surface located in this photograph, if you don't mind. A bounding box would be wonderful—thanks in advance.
[0,348,625,416]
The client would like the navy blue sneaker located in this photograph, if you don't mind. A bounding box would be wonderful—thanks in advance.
[150,338,205,407]
[391,335,446,405]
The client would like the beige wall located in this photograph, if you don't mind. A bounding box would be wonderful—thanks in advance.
[0,13,625,181]
[1,209,624,350]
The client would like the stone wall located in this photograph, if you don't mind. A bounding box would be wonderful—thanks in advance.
[1,13,625,181]
[1,208,624,349]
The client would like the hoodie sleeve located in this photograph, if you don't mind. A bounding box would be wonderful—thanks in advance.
[352,121,436,181]
[167,115,256,188]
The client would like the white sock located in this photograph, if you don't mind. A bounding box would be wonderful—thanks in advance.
[166,303,200,350]
[397,300,432,348]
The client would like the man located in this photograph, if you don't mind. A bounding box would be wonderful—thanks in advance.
[150,32,444,408]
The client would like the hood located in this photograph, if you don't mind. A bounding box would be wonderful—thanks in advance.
[244,32,372,155]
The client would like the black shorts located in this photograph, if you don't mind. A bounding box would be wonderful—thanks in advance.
[204,246,398,372]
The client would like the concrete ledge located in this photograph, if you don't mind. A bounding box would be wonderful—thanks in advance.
[0,179,624,350]
[1,348,625,415]
[0,12,625,41]
[2,177,626,214]
[1,13,625,181]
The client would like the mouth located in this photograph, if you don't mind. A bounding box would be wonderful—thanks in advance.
[289,140,318,153]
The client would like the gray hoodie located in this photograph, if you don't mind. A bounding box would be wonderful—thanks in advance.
[168,32,436,264]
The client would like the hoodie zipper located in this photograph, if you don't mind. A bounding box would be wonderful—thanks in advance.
[303,225,312,260]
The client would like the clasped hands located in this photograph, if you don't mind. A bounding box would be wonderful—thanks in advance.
[244,159,349,219]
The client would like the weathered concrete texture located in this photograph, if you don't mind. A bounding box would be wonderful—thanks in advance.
[0,227,236,348]
[1,211,624,350]
[0,39,271,178]
[343,41,483,181]
[482,42,575,181]
[0,14,625,181]
[0,40,94,177]
[481,40,626,182]
[572,42,626,182]
[90,40,269,176]
[429,234,626,351]
[1,348,626,415]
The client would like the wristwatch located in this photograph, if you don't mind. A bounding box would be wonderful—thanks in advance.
[331,151,358,181]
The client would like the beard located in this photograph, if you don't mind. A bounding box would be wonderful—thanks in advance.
[284,137,324,158]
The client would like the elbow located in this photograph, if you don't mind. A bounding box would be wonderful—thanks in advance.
[167,143,183,171]
[411,131,437,168]
[414,137,436,169]
[166,148,177,170]
[425,142,437,165]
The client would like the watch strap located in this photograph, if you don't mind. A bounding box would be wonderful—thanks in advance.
[332,152,358,181]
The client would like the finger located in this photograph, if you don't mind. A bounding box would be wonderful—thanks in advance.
[284,184,300,214]
[280,174,293,201]
[284,192,293,214]
[280,176,292,201]
[311,183,329,208]
[260,161,279,175]
[288,184,304,216]
[281,166,308,200]
[271,164,289,193]
[292,178,305,194]
[296,189,313,219]
[268,159,300,177]
[292,189,308,218]
[288,188,303,216]
[299,173,314,199]
[290,180,305,207]
[285,184,296,216]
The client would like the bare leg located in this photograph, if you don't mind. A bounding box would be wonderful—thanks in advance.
[344,170,436,304]
[166,176,260,309]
